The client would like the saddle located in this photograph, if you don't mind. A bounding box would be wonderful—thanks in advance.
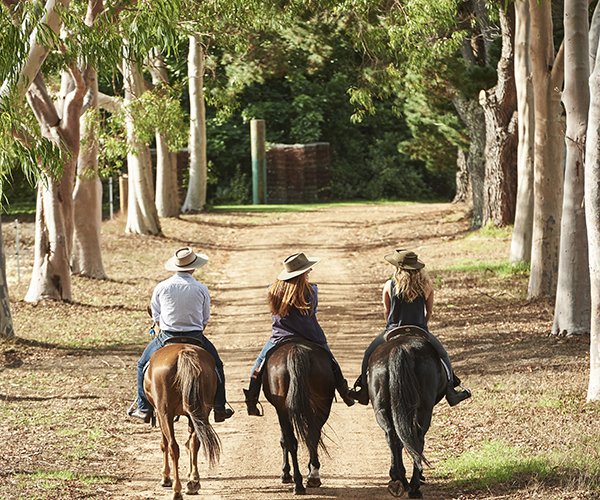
[259,335,333,375]
[384,325,429,342]
[163,336,205,349]
[384,325,453,383]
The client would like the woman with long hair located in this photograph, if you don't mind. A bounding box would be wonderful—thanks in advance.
[243,252,355,415]
[348,249,471,407]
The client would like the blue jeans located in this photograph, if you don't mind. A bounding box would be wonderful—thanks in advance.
[136,330,226,412]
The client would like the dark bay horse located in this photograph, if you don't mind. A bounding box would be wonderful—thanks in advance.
[262,338,335,495]
[145,343,221,500]
[368,326,447,499]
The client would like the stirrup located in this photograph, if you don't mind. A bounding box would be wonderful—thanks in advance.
[127,401,137,416]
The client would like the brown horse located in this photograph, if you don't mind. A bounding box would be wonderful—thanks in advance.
[368,326,447,499]
[144,343,221,500]
[262,338,335,495]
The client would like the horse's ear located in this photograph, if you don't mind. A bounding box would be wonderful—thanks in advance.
[147,305,152,318]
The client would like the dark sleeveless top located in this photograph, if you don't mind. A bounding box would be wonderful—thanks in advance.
[386,280,429,332]
[269,284,327,345]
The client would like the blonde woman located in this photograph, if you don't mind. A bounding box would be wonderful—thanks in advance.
[243,252,355,415]
[348,249,471,406]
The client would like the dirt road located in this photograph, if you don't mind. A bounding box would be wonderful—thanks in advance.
[114,204,473,500]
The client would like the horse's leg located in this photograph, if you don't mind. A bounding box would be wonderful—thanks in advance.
[277,411,305,495]
[374,404,408,497]
[279,435,293,484]
[406,410,433,500]
[305,425,321,488]
[385,428,409,497]
[164,417,183,500]
[185,423,201,495]
[160,430,173,488]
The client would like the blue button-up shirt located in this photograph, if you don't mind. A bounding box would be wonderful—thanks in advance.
[151,272,210,333]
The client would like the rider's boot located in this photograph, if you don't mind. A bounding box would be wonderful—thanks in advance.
[213,380,234,422]
[446,373,471,406]
[347,375,369,405]
[243,377,263,416]
[332,367,355,407]
[336,379,355,407]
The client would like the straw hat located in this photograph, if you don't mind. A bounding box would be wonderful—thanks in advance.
[384,249,425,270]
[278,252,321,280]
[165,247,208,272]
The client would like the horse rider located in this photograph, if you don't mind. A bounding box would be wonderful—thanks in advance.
[243,252,355,416]
[127,247,234,423]
[348,249,471,407]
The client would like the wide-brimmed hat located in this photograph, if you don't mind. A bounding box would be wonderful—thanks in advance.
[165,247,209,272]
[384,249,425,270]
[278,252,321,280]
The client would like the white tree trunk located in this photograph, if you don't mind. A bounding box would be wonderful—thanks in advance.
[71,0,107,278]
[24,68,85,302]
[148,52,179,218]
[528,0,565,299]
[587,5,600,401]
[510,0,535,264]
[25,181,73,301]
[72,68,108,279]
[586,63,600,400]
[182,34,207,213]
[553,0,590,336]
[123,56,162,236]
[0,215,15,340]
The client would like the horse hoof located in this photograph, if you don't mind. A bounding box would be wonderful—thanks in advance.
[173,492,184,500]
[281,473,293,484]
[186,480,201,494]
[306,476,321,488]
[293,484,306,495]
[387,480,406,497]
[161,478,173,488]
[408,490,423,499]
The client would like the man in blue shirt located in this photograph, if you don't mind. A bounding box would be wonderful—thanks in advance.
[128,247,234,423]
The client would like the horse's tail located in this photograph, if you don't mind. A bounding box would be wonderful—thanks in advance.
[286,345,326,451]
[388,344,430,467]
[175,349,221,466]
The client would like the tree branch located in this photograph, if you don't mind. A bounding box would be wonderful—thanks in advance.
[98,92,124,113]
[26,73,60,134]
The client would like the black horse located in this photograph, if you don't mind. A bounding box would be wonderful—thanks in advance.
[262,338,335,495]
[368,326,447,499]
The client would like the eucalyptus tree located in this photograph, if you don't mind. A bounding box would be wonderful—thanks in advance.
[527,0,564,300]
[0,0,183,302]
[552,0,590,336]
[181,34,206,213]
[586,3,600,400]
[509,0,535,265]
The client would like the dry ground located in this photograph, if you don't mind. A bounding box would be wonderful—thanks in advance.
[0,202,597,500]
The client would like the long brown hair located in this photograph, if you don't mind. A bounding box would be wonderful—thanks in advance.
[268,272,316,317]
[392,267,431,302]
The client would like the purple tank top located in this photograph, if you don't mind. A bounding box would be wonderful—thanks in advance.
[269,285,327,345]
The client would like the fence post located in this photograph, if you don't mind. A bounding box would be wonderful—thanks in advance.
[119,175,128,214]
[14,219,20,285]
[250,119,267,204]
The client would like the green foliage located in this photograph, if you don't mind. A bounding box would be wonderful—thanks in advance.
[445,259,530,278]
[127,84,188,151]
[204,14,455,204]
[438,440,552,489]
